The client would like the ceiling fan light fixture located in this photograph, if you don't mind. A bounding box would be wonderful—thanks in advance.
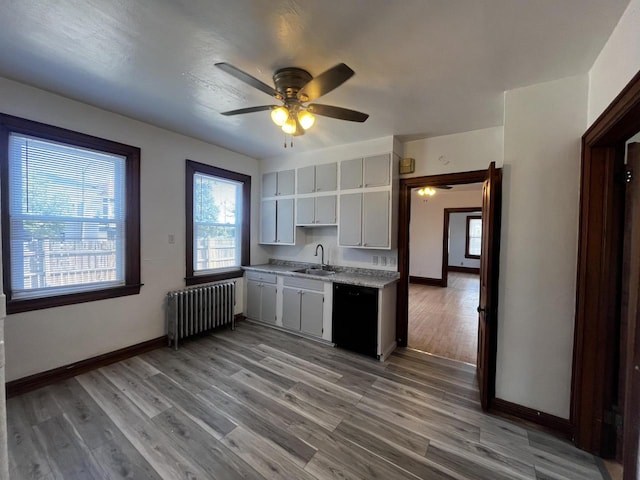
[417,187,437,197]
[298,110,315,130]
[271,106,289,126]
[282,116,297,135]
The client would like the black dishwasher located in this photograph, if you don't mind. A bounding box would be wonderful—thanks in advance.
[332,283,378,358]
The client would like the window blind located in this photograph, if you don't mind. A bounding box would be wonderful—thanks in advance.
[8,133,126,298]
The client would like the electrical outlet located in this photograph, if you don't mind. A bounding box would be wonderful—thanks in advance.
[372,255,379,265]
[381,256,387,266]
[390,257,396,266]
[168,234,175,244]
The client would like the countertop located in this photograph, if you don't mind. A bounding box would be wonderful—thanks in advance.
[243,261,400,289]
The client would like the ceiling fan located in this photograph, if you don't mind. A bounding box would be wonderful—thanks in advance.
[215,62,369,137]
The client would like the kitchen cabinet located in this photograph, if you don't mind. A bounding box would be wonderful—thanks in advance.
[296,195,336,226]
[262,169,295,197]
[297,163,337,194]
[339,191,389,248]
[246,272,277,324]
[281,277,324,337]
[260,199,294,244]
[340,154,390,190]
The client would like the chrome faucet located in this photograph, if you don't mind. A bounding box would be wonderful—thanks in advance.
[314,243,326,269]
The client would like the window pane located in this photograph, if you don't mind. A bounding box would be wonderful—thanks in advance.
[193,172,241,272]
[8,133,126,298]
[469,237,482,256]
[470,219,482,237]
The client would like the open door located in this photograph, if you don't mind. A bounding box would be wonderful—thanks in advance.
[622,143,640,480]
[477,161,502,410]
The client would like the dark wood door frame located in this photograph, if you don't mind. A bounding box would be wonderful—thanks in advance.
[397,170,487,347]
[442,207,482,286]
[572,69,640,478]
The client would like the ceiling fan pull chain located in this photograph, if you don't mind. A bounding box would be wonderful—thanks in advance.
[284,134,287,148]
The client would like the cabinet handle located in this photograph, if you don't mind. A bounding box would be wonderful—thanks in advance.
[359,184,363,188]
[316,187,321,191]
[363,243,368,246]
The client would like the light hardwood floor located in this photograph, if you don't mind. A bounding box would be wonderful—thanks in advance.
[409,272,480,364]
[7,322,607,480]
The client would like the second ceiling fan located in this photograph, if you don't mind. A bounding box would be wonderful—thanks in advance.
[216,62,369,136]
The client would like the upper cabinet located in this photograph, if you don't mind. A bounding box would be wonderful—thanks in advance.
[262,169,295,197]
[259,151,397,249]
[297,163,337,194]
[340,154,390,190]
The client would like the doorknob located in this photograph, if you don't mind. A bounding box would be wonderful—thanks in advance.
[477,306,487,313]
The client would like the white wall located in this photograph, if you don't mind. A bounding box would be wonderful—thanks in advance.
[588,0,640,124]
[402,126,504,178]
[497,74,588,418]
[0,77,266,381]
[449,211,481,269]
[258,136,401,272]
[409,189,482,279]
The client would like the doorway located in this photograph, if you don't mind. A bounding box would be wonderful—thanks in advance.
[397,163,502,410]
[407,187,483,365]
[572,71,640,480]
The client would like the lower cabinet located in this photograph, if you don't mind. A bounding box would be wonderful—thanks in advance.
[281,277,324,337]
[245,272,277,324]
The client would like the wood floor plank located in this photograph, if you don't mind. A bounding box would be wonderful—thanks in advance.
[6,396,56,480]
[259,356,362,405]
[151,408,266,480]
[99,363,172,418]
[145,372,237,439]
[221,426,317,480]
[195,384,318,467]
[7,322,607,480]
[32,414,104,480]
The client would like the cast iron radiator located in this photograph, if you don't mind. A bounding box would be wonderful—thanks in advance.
[166,281,235,349]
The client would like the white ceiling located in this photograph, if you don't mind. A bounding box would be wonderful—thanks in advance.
[0,0,630,159]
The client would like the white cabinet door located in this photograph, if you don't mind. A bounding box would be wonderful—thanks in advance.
[260,200,277,244]
[296,197,315,225]
[297,166,315,194]
[246,281,261,320]
[277,169,295,196]
[363,154,390,187]
[339,193,362,246]
[262,172,277,198]
[282,288,301,330]
[315,163,337,192]
[300,291,323,337]
[363,191,389,248]
[315,195,336,224]
[277,199,294,243]
[340,158,363,190]
[261,284,277,324]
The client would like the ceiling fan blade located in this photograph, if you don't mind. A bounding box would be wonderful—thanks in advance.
[308,103,369,122]
[220,105,277,116]
[215,62,282,99]
[436,185,453,190]
[297,63,354,102]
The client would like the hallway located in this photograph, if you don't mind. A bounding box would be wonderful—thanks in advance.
[408,272,479,364]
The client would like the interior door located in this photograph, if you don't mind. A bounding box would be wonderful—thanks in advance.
[477,161,502,410]
[622,143,640,480]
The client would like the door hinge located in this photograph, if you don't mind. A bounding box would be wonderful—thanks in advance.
[626,170,633,183]
[604,407,623,434]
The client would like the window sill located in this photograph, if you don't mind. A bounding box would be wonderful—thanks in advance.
[185,269,244,286]
[465,254,481,260]
[7,284,143,314]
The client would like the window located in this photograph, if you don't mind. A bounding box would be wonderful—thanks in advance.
[186,160,250,285]
[465,215,482,259]
[0,113,141,313]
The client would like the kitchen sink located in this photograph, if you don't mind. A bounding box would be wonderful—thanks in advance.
[293,267,336,277]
